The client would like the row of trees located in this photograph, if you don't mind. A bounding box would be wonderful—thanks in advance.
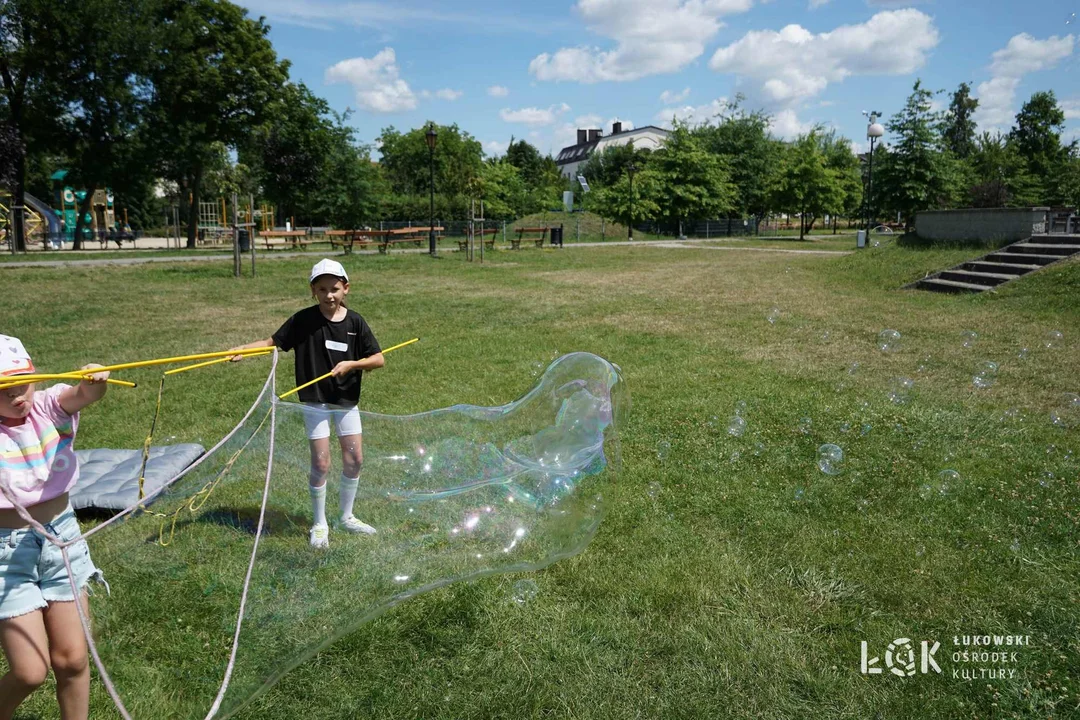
[4,0,1077,249]
[578,85,1079,237]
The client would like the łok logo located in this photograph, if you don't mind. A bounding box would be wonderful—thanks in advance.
[861,639,941,677]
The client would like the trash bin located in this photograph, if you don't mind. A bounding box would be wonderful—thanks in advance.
[238,229,250,252]
[550,225,563,248]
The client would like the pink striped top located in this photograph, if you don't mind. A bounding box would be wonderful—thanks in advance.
[0,384,80,510]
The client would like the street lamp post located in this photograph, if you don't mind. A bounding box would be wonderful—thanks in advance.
[425,124,438,256]
[864,112,884,243]
[626,163,637,242]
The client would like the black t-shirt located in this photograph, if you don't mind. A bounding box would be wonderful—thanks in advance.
[272,306,381,405]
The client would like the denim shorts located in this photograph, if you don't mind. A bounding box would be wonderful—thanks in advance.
[0,506,105,620]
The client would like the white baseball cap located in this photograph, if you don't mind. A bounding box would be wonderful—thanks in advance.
[0,335,35,377]
[309,258,349,284]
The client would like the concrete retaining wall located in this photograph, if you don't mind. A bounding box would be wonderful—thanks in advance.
[914,208,1048,247]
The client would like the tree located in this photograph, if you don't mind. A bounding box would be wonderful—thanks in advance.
[242,82,336,225]
[693,97,783,219]
[146,0,287,247]
[1010,90,1068,203]
[647,121,735,232]
[314,129,385,229]
[578,141,652,190]
[941,82,979,159]
[55,0,156,249]
[820,131,862,230]
[590,169,662,228]
[875,80,954,229]
[0,0,70,249]
[965,133,1039,208]
[473,160,527,220]
[772,130,845,239]
[378,122,483,219]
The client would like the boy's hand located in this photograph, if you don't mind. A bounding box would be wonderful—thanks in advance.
[228,347,245,362]
[331,361,355,378]
[80,363,110,384]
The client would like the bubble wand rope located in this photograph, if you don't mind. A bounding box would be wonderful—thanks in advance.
[277,338,419,400]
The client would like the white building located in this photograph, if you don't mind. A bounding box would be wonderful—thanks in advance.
[555,122,670,179]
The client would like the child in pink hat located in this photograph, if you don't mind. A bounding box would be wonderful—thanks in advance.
[0,335,110,720]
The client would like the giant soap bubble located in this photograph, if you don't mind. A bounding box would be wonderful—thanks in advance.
[25,351,627,718]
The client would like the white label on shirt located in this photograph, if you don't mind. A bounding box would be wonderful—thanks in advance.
[325,340,349,352]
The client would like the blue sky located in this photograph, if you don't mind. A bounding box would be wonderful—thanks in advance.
[239,0,1079,158]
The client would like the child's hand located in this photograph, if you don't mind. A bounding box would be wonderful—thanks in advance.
[331,361,354,378]
[228,347,245,362]
[80,363,110,385]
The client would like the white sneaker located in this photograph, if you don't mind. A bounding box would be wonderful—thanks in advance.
[340,515,377,535]
[309,524,329,548]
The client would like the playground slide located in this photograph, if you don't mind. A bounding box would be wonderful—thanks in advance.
[23,192,62,238]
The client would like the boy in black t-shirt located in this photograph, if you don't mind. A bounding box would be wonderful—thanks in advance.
[233,259,384,548]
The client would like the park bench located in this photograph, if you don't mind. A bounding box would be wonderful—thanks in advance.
[511,226,548,250]
[457,228,498,251]
[387,226,443,249]
[327,229,390,254]
[259,230,310,250]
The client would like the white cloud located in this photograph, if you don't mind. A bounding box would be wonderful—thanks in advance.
[769,109,814,139]
[435,88,463,101]
[1063,99,1080,120]
[660,87,690,104]
[484,140,509,156]
[500,103,571,126]
[975,33,1075,131]
[530,0,754,83]
[655,97,729,127]
[809,0,831,7]
[708,10,939,110]
[575,113,604,128]
[325,48,417,113]
[487,85,510,97]
[608,117,635,131]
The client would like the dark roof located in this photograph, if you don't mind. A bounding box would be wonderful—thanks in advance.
[556,139,601,166]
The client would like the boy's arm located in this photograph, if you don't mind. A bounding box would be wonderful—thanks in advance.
[331,353,384,377]
[229,338,276,361]
[58,364,110,415]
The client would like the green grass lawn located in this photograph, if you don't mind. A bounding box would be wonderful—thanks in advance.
[4,243,1079,719]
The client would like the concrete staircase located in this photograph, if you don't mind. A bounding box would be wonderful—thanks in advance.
[912,234,1080,293]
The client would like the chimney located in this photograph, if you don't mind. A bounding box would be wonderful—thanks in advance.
[612,121,622,135]
[588,129,602,142]
[577,129,587,144]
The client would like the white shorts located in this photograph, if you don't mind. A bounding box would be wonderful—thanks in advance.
[301,403,363,441]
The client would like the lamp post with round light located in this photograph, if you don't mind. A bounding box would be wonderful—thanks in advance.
[425,124,437,256]
[864,112,884,242]
[626,163,637,242]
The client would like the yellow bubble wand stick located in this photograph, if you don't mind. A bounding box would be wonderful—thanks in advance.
[278,338,419,400]
[0,373,137,390]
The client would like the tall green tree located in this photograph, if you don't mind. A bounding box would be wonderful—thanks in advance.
[965,133,1039,208]
[378,122,483,219]
[56,0,156,248]
[875,80,954,229]
[577,141,652,190]
[473,160,527,220]
[0,0,69,249]
[772,129,845,239]
[647,121,735,232]
[590,168,662,229]
[146,0,287,247]
[315,129,385,229]
[941,82,979,159]
[693,97,783,219]
[1009,90,1068,203]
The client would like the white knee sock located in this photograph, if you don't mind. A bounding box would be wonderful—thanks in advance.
[339,475,359,520]
[310,483,327,527]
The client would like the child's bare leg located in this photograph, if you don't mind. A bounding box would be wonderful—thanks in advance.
[0,610,51,720]
[43,595,90,720]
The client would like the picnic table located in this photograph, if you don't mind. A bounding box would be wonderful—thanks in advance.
[327,229,391,254]
[259,230,310,250]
